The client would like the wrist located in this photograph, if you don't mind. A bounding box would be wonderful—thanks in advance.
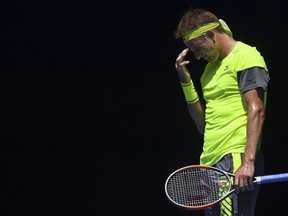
[181,80,199,104]
[177,66,191,83]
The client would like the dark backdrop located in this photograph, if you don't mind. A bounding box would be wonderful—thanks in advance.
[1,0,287,215]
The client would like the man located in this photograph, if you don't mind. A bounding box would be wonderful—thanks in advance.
[174,8,270,215]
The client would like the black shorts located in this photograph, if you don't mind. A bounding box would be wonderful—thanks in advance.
[204,150,264,216]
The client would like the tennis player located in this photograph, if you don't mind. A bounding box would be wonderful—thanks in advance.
[174,8,270,215]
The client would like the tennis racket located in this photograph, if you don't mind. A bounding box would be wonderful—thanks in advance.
[165,165,288,210]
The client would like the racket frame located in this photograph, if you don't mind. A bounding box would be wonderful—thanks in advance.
[164,165,235,210]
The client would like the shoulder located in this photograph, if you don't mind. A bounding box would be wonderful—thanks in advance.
[233,41,267,71]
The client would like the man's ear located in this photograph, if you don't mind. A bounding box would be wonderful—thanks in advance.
[205,31,214,39]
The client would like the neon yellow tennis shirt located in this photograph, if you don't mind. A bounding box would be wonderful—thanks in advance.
[200,41,268,165]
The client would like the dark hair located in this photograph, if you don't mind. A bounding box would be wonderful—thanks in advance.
[174,8,222,40]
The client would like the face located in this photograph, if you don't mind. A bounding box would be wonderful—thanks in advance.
[184,33,219,62]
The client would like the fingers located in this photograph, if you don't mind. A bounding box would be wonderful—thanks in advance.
[176,48,189,62]
[175,48,190,71]
[248,177,254,191]
[175,61,190,70]
[234,176,254,193]
[241,177,250,192]
[234,177,240,193]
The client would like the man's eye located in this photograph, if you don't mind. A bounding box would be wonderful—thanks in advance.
[195,45,203,52]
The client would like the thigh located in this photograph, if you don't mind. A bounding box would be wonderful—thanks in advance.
[205,154,234,216]
[205,151,264,216]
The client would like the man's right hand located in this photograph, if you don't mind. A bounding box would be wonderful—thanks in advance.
[175,48,191,83]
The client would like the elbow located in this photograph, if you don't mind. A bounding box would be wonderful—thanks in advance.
[257,105,266,120]
[250,105,265,124]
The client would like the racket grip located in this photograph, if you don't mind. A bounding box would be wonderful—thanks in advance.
[255,173,288,184]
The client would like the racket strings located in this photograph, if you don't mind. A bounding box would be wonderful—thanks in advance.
[166,168,230,207]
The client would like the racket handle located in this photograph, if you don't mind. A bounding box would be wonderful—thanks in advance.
[255,173,288,184]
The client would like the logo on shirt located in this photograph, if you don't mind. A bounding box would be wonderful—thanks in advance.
[224,65,230,71]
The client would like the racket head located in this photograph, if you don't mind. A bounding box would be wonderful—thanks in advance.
[164,165,234,210]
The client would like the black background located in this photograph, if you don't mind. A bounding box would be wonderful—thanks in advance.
[1,0,287,215]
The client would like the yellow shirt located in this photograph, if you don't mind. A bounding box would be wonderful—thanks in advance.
[200,42,268,165]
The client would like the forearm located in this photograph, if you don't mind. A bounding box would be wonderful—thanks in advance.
[234,89,266,191]
[243,106,265,163]
[175,48,206,134]
[180,80,205,134]
[187,102,205,134]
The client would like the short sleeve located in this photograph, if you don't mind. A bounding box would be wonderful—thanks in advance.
[237,67,270,93]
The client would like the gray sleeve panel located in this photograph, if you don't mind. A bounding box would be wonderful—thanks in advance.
[237,67,269,93]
